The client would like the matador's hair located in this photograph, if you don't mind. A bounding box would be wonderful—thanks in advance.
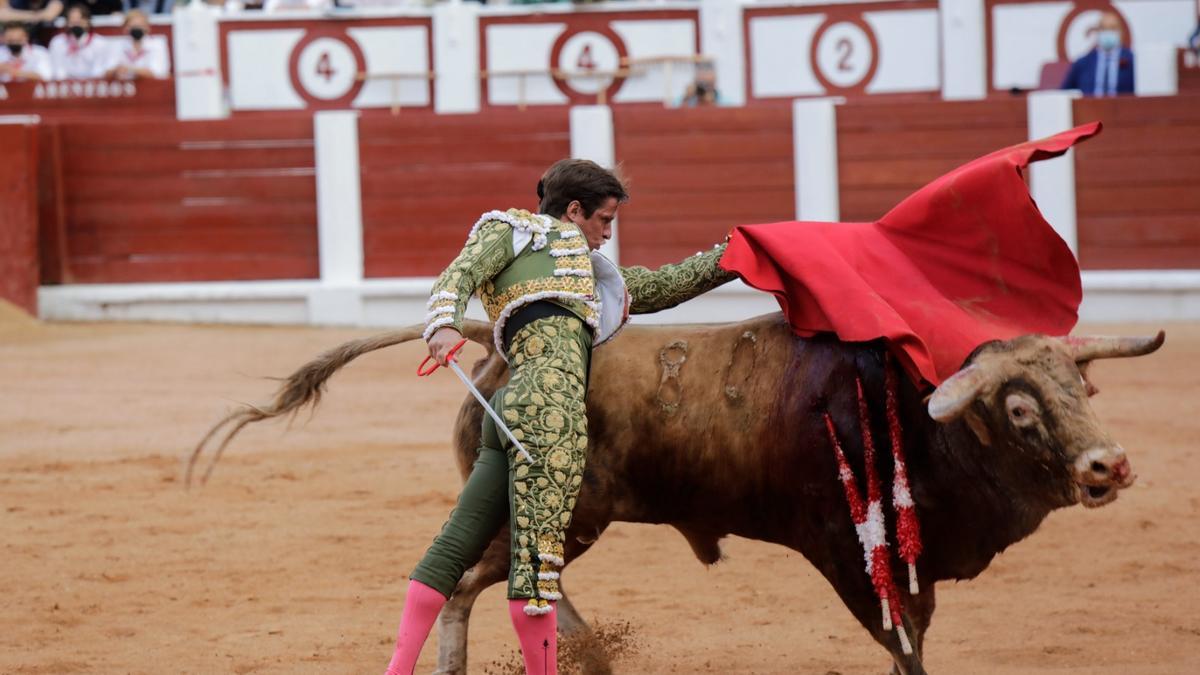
[537,159,628,219]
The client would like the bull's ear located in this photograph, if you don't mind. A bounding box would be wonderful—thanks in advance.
[928,365,989,422]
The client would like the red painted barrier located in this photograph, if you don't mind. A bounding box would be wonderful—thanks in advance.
[1074,95,1200,270]
[0,80,176,119]
[836,98,1029,222]
[0,122,40,314]
[613,105,795,267]
[358,109,570,277]
[40,115,318,284]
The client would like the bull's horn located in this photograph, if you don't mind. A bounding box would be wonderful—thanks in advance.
[928,364,989,422]
[1061,330,1166,362]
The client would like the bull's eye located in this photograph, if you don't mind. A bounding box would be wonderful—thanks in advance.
[1005,393,1039,428]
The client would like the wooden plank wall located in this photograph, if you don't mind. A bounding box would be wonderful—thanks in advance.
[836,99,1029,223]
[358,110,570,277]
[612,105,795,268]
[0,123,40,314]
[1073,95,1200,269]
[45,116,318,283]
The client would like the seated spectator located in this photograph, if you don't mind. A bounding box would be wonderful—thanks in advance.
[104,9,168,79]
[48,3,107,79]
[1061,11,1134,96]
[0,0,63,43]
[680,59,720,107]
[0,22,51,81]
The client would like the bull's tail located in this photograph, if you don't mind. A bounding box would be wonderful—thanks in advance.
[185,320,495,488]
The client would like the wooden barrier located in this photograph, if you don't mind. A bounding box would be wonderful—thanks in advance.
[612,105,795,267]
[836,98,1029,222]
[1073,95,1200,270]
[0,80,176,119]
[39,115,318,284]
[0,122,40,314]
[11,93,1198,302]
[357,109,570,277]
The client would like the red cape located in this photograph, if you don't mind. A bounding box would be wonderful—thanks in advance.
[720,123,1098,387]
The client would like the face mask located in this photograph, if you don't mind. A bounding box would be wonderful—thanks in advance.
[70,26,86,40]
[6,43,22,57]
[130,28,146,41]
[1097,29,1121,50]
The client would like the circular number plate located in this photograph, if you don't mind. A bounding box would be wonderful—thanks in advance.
[812,19,878,92]
[288,30,367,109]
[549,26,629,103]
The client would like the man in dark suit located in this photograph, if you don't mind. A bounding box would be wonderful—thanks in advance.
[1061,11,1135,96]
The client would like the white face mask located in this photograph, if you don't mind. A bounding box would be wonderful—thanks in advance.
[1097,29,1121,50]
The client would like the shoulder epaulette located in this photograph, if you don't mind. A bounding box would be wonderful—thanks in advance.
[466,209,555,251]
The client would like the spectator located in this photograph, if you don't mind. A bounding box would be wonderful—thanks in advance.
[0,22,51,81]
[0,0,63,44]
[1061,11,1134,96]
[48,3,107,79]
[103,9,168,79]
[680,59,720,107]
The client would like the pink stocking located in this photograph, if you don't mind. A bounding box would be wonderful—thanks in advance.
[384,580,447,675]
[508,599,557,675]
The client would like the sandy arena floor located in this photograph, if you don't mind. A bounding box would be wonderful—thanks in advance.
[2,307,1198,674]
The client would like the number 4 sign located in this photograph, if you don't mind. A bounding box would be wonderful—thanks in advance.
[288,30,367,108]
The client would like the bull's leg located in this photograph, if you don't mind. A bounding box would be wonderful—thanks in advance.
[433,530,511,675]
[887,585,936,675]
[826,572,932,675]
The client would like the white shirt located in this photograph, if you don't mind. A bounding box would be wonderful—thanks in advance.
[0,44,53,82]
[105,35,170,79]
[48,32,110,80]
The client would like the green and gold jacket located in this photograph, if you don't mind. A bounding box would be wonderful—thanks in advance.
[424,208,734,356]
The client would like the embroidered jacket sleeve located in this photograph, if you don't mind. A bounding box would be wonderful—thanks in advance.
[621,242,736,315]
[424,221,516,340]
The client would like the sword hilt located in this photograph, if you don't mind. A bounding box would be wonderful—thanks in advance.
[417,338,469,376]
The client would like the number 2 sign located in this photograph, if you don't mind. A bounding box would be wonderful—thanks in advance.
[811,17,879,93]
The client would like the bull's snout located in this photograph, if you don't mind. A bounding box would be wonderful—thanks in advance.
[1073,447,1136,508]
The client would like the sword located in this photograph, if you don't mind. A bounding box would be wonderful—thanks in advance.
[418,338,535,464]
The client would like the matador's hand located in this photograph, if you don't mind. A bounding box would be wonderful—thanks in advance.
[426,327,464,367]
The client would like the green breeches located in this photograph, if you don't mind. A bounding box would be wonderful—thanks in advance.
[409,315,591,614]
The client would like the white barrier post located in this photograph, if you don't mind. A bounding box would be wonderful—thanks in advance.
[311,110,365,325]
[569,105,620,263]
[1026,90,1079,255]
[700,0,746,106]
[172,2,227,120]
[433,1,481,114]
[939,0,988,100]
[792,98,840,221]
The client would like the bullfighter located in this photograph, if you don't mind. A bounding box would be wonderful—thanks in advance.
[386,159,733,675]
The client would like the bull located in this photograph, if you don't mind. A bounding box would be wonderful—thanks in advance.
[188,312,1164,674]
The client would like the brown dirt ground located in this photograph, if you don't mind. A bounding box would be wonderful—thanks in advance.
[2,314,1198,674]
